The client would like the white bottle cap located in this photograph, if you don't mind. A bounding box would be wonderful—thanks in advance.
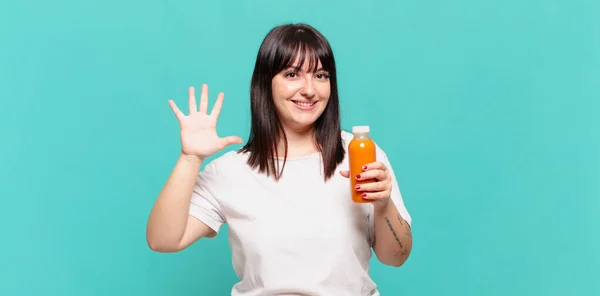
[352,126,370,133]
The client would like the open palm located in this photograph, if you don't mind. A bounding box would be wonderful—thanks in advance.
[168,84,242,160]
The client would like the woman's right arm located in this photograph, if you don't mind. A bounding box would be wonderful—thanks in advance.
[145,84,242,252]
[146,154,215,253]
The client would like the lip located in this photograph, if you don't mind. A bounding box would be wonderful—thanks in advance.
[291,100,318,111]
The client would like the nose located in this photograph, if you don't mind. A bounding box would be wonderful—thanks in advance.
[300,76,315,98]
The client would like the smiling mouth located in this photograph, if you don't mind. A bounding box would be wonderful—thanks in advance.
[292,100,317,107]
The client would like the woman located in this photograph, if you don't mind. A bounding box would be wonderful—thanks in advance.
[146,23,413,295]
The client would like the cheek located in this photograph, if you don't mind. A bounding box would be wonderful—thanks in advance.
[272,78,302,99]
[317,83,331,101]
[271,79,283,100]
[283,82,303,95]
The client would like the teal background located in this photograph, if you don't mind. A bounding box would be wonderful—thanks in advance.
[1,0,598,295]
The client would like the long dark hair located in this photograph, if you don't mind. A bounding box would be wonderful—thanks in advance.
[239,23,345,181]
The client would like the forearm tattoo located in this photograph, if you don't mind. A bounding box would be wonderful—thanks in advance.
[384,217,403,249]
[383,215,411,256]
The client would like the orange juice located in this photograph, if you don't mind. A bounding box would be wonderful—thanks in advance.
[348,126,377,203]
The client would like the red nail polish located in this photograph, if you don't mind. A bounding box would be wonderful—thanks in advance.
[356,174,361,179]
[356,185,360,190]
[363,165,368,170]
[362,193,367,198]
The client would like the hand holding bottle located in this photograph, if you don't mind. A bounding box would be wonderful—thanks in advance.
[339,126,391,208]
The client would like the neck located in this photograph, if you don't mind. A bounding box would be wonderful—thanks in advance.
[277,125,319,158]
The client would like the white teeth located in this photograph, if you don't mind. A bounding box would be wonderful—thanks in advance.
[293,101,316,107]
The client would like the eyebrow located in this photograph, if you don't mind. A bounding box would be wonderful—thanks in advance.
[286,66,328,72]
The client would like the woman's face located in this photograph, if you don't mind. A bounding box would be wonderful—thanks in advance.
[271,58,331,133]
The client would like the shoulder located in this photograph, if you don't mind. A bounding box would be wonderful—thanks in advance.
[213,150,246,165]
[200,150,248,176]
[212,149,248,166]
[340,129,353,144]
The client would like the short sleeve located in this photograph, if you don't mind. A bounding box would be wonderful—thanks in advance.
[377,146,412,227]
[189,160,226,233]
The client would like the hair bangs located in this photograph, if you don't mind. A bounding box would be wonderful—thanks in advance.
[275,31,333,75]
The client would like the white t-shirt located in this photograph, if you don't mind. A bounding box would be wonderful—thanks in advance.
[189,130,412,296]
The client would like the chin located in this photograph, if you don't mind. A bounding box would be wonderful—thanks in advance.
[290,115,323,130]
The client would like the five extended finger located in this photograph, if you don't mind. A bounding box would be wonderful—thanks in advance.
[188,86,197,114]
[199,84,209,113]
[211,92,225,118]
[169,99,184,120]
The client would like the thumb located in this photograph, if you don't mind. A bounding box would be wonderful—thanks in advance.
[339,170,350,178]
[223,136,243,146]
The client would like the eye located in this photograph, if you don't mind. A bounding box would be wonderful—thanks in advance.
[316,72,330,80]
[285,71,299,78]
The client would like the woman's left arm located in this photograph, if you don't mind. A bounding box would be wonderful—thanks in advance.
[370,196,412,267]
[343,161,413,267]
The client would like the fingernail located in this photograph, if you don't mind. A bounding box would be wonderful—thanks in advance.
[355,185,360,190]
[363,165,368,170]
[355,174,361,179]
[362,193,367,198]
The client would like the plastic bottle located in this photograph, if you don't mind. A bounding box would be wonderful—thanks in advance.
[348,125,377,203]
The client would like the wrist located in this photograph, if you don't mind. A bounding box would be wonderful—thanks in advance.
[373,198,392,215]
[180,153,204,166]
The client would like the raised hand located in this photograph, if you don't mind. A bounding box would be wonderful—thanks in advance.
[168,84,242,161]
